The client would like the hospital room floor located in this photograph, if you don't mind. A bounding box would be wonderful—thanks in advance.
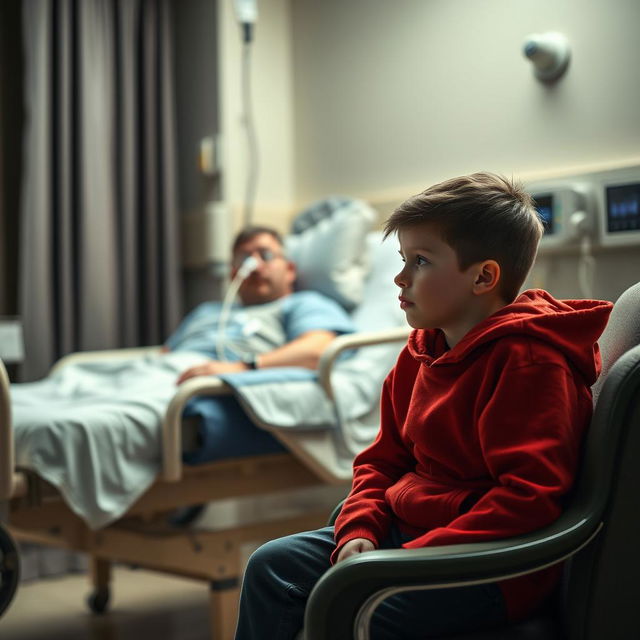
[2,566,215,640]
[1,486,346,639]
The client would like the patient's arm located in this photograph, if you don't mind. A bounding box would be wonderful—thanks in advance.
[177,360,247,384]
[176,329,337,384]
[256,329,336,369]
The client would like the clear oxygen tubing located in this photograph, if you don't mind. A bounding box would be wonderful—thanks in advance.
[215,256,259,361]
[578,234,596,299]
[240,36,259,227]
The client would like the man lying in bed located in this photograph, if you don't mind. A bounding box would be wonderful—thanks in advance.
[164,225,355,464]
[10,225,354,529]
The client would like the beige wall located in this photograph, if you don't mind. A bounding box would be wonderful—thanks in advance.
[290,0,640,211]
[284,0,640,302]
[218,0,295,232]
[215,0,640,301]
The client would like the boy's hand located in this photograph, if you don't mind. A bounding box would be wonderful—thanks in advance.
[336,538,376,563]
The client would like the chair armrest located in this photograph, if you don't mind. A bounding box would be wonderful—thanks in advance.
[161,375,234,482]
[50,346,163,374]
[317,327,410,401]
[304,507,602,640]
[0,360,13,501]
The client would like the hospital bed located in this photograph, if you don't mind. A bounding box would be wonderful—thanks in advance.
[0,208,410,639]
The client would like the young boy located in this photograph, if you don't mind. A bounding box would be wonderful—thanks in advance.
[234,173,613,639]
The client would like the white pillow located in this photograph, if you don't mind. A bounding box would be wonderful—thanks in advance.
[286,197,376,311]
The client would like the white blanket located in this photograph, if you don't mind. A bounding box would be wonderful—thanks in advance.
[11,342,403,530]
[11,351,209,529]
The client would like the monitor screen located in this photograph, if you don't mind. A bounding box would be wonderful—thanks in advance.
[533,194,554,235]
[606,182,640,233]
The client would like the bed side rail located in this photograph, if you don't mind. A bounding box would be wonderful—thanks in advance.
[50,345,163,374]
[317,326,411,401]
[162,376,233,482]
[0,359,13,502]
[161,326,411,483]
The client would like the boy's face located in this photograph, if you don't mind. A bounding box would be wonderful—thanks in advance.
[395,224,482,337]
[232,232,296,305]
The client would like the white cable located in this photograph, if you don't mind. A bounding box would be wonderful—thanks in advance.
[216,256,259,361]
[232,0,259,225]
[577,235,596,299]
[241,40,259,227]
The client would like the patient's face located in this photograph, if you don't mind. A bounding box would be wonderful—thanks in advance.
[232,232,296,306]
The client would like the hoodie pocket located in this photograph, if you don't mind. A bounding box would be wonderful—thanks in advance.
[385,473,474,530]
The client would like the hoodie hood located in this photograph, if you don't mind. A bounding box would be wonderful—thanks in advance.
[408,289,613,385]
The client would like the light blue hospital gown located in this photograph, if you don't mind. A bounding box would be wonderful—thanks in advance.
[165,291,355,464]
[165,290,354,360]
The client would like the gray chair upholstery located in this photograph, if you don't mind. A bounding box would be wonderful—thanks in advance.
[303,283,640,640]
[592,282,640,403]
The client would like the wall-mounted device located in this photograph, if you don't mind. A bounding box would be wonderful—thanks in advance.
[528,181,596,298]
[198,136,222,177]
[528,182,595,252]
[527,164,640,299]
[529,166,640,249]
[523,32,571,82]
[181,201,231,275]
[0,317,24,364]
[233,0,258,42]
[591,166,640,247]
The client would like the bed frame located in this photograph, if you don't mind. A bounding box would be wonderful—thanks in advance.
[0,327,410,639]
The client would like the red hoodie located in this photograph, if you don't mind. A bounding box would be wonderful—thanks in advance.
[332,289,613,621]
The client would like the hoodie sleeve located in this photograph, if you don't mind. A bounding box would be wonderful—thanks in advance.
[332,372,416,562]
[402,359,592,551]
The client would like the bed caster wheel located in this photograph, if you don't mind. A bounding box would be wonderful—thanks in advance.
[167,503,205,527]
[0,525,20,618]
[87,587,110,614]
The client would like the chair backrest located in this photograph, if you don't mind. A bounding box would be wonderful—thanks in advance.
[591,282,640,404]
[561,284,640,639]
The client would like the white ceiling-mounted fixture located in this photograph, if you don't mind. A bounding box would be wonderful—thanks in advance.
[522,32,571,82]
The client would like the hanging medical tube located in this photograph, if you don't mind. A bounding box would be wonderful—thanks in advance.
[215,255,259,361]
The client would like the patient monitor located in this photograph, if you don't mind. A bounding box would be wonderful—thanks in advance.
[529,182,595,252]
[530,165,640,250]
[527,165,640,299]
[593,165,640,247]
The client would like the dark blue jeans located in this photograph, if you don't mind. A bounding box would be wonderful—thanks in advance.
[235,525,507,639]
[182,395,285,465]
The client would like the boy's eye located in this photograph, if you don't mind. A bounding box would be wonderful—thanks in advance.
[397,254,430,266]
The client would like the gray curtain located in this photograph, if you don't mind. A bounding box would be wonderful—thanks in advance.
[20,0,182,381]
[0,0,24,321]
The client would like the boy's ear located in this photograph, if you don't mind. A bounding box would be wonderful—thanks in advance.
[472,260,501,295]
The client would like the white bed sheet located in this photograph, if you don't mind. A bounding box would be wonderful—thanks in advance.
[11,351,208,529]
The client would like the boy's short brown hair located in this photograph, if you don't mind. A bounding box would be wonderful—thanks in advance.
[384,172,543,302]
